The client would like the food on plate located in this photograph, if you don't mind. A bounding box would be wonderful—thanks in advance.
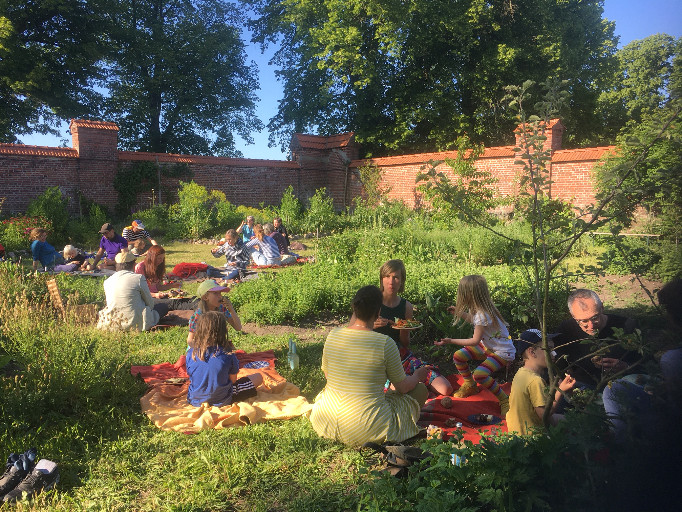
[392,318,422,329]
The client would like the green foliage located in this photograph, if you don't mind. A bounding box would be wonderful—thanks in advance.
[250,0,617,154]
[175,181,225,239]
[26,187,70,244]
[304,188,338,235]
[277,185,304,234]
[113,161,192,217]
[0,215,52,253]
[103,0,262,155]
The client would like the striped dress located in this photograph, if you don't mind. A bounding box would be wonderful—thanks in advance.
[310,327,421,446]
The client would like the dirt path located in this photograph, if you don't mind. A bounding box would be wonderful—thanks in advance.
[241,317,343,343]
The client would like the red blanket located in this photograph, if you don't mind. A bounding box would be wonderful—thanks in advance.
[419,375,511,443]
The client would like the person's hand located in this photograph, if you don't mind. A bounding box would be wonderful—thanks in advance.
[434,338,451,346]
[374,316,391,329]
[559,374,576,393]
[211,247,218,254]
[447,305,456,315]
[599,357,627,372]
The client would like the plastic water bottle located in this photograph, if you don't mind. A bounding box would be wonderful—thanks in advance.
[287,338,300,370]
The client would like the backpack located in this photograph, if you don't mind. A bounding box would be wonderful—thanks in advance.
[362,442,431,477]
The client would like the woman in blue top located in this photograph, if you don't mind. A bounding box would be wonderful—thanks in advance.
[186,311,262,407]
[244,224,281,266]
[29,228,63,270]
[237,216,256,242]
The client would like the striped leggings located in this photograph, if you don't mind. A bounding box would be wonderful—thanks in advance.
[453,344,508,398]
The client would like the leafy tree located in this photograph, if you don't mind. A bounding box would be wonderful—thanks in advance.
[597,34,680,143]
[248,0,617,155]
[103,0,263,156]
[304,187,336,236]
[0,0,110,141]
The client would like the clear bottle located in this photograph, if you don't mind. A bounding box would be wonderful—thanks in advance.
[287,338,300,370]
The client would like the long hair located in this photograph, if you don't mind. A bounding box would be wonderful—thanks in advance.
[379,259,406,293]
[191,311,234,361]
[143,245,166,283]
[253,223,265,241]
[454,275,508,330]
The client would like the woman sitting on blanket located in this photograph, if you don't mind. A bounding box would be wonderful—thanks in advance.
[374,260,453,396]
[310,285,430,446]
[186,311,262,407]
[244,224,281,266]
[53,245,86,272]
[187,280,242,347]
[135,245,197,310]
[210,229,250,279]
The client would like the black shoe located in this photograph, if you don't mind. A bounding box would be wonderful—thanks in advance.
[0,448,36,499]
[2,459,59,503]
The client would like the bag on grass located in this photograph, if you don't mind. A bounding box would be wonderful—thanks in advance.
[362,442,431,477]
[171,262,209,279]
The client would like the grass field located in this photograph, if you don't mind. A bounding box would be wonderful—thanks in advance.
[0,238,669,510]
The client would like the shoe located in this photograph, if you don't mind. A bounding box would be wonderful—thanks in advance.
[499,395,510,417]
[453,381,479,398]
[0,448,37,499]
[2,459,59,503]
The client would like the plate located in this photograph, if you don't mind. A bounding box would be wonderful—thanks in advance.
[466,414,502,425]
[391,322,423,330]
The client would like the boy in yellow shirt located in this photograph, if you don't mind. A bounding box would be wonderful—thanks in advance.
[506,329,576,435]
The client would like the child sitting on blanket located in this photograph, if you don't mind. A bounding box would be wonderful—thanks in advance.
[186,311,263,407]
[506,329,576,435]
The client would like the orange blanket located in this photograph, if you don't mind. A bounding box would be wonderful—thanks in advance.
[131,351,312,433]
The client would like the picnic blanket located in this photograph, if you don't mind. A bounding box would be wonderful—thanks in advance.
[247,257,311,270]
[130,350,312,433]
[418,375,511,443]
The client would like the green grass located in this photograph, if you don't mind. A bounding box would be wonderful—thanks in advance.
[0,232,668,510]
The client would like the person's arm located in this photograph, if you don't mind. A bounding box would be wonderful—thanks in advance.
[149,237,158,246]
[534,374,576,419]
[435,323,484,347]
[236,221,245,233]
[393,366,430,394]
[223,298,242,331]
[90,247,105,268]
[139,278,155,308]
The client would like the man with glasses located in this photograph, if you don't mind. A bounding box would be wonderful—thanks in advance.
[553,289,638,388]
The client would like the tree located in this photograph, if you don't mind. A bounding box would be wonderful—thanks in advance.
[103,0,262,156]
[248,0,617,156]
[0,0,110,142]
[597,34,680,143]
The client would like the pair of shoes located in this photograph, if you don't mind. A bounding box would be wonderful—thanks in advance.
[0,448,37,499]
[498,395,510,417]
[3,459,59,503]
[453,381,479,398]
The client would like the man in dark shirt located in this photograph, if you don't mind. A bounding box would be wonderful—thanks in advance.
[273,217,290,247]
[553,289,638,388]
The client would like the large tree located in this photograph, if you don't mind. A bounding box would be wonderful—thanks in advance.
[0,0,110,142]
[102,0,262,156]
[248,0,618,156]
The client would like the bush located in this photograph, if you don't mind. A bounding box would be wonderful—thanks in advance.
[26,187,70,245]
[0,215,53,253]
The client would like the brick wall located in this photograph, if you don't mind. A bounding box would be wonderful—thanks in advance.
[0,118,612,218]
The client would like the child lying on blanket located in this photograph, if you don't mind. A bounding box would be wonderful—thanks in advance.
[186,311,263,407]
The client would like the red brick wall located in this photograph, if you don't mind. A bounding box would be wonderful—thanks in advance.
[0,119,611,219]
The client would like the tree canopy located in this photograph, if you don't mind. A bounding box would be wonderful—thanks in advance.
[103,0,263,156]
[0,0,110,142]
[248,0,618,156]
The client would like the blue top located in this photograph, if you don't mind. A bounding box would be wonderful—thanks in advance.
[245,236,281,259]
[30,240,59,267]
[99,234,128,258]
[186,346,239,406]
[241,225,255,242]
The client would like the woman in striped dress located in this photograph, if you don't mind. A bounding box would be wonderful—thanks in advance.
[310,286,430,446]
[244,224,281,266]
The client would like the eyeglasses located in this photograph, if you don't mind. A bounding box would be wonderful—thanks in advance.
[573,313,601,326]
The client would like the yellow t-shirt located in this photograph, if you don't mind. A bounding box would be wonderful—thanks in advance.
[506,366,548,435]
[310,327,421,446]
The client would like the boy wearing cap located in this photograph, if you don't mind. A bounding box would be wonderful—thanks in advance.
[122,220,157,256]
[187,279,242,347]
[506,329,576,435]
[88,223,129,270]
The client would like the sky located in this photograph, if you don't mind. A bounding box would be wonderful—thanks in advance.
[19,0,682,160]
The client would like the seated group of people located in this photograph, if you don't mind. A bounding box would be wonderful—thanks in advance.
[209,216,297,278]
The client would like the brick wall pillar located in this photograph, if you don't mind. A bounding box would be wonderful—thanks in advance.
[69,119,120,212]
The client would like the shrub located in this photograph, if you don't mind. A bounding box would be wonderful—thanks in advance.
[26,187,70,244]
[0,216,53,253]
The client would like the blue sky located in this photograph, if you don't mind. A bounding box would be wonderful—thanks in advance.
[20,0,682,159]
